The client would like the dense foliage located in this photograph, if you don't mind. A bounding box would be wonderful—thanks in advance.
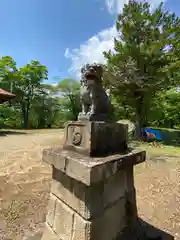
[103,0,180,135]
[0,57,80,129]
[0,0,180,131]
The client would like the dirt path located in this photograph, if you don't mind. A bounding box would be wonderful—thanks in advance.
[0,131,179,239]
[135,153,179,239]
[0,130,63,240]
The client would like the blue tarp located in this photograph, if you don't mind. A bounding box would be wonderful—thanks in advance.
[144,129,162,141]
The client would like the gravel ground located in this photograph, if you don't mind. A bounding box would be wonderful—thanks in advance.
[0,130,179,239]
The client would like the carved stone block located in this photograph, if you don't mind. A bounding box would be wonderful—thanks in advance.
[63,121,128,157]
[41,148,146,240]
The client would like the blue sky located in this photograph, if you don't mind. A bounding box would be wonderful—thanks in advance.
[0,0,179,84]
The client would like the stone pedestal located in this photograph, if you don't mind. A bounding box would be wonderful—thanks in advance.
[63,121,128,157]
[41,148,146,240]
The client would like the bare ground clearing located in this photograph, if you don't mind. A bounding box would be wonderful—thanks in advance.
[0,130,179,239]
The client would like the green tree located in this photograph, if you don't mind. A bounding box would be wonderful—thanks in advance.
[56,78,80,121]
[149,89,180,128]
[0,57,67,129]
[0,56,18,92]
[29,84,61,128]
[15,60,48,128]
[104,0,180,136]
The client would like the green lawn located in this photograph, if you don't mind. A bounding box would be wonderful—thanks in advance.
[133,140,180,156]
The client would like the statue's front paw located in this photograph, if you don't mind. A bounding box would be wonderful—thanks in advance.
[88,110,95,116]
[86,111,91,116]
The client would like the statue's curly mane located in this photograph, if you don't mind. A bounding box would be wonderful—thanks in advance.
[81,63,103,84]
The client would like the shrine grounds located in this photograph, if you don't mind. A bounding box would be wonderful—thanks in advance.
[0,129,179,239]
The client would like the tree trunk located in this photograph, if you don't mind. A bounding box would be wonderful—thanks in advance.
[134,117,143,139]
[22,103,29,129]
[134,99,148,139]
[23,109,29,129]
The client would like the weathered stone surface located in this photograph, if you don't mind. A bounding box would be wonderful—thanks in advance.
[125,188,138,223]
[46,197,126,240]
[40,163,139,240]
[43,147,146,185]
[42,148,67,172]
[41,223,59,240]
[72,214,91,240]
[51,167,127,220]
[92,198,126,240]
[52,168,89,219]
[63,121,128,157]
[103,170,126,207]
[72,198,126,240]
[41,140,146,239]
[124,166,134,191]
[53,198,74,239]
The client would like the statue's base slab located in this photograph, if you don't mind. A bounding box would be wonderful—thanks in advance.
[63,120,128,157]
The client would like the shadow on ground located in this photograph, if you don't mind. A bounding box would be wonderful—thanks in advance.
[140,218,174,240]
[120,218,174,239]
[0,130,27,136]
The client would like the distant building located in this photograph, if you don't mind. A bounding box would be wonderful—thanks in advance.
[0,88,15,104]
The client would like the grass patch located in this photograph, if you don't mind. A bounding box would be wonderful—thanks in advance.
[132,140,180,156]
[148,126,180,132]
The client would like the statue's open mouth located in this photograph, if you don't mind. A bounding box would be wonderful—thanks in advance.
[85,72,96,80]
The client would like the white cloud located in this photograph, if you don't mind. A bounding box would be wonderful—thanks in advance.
[65,0,166,78]
[65,26,118,78]
[105,0,129,14]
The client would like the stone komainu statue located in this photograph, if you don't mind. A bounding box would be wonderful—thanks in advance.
[78,63,113,122]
